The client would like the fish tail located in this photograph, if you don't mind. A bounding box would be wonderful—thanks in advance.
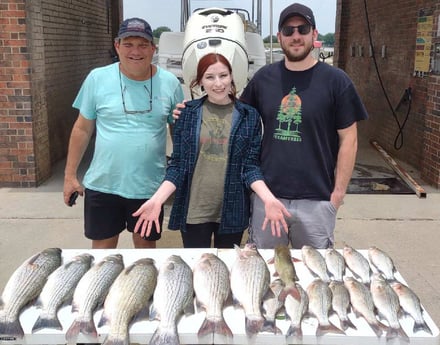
[149,326,179,345]
[390,326,410,343]
[286,324,303,339]
[65,319,98,342]
[101,334,129,345]
[197,317,233,338]
[340,317,357,331]
[414,320,433,335]
[32,314,63,333]
[245,316,264,336]
[0,319,24,339]
[261,319,282,334]
[316,322,345,337]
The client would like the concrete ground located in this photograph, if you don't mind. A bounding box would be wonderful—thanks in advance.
[0,137,439,333]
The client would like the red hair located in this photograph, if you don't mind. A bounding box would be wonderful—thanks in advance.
[190,53,237,99]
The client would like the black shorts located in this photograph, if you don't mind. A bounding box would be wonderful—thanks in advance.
[84,188,163,241]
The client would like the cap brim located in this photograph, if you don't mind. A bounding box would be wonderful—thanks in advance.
[117,32,153,41]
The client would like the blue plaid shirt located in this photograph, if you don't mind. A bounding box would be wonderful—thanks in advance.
[166,96,264,234]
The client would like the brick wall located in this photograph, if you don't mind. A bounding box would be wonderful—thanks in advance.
[336,0,440,187]
[0,0,118,187]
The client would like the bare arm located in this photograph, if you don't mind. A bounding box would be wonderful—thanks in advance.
[250,180,291,237]
[331,122,358,209]
[63,114,95,205]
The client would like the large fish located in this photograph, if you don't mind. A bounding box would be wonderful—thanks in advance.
[328,281,357,331]
[284,282,308,339]
[370,273,409,342]
[271,245,300,301]
[0,247,62,338]
[306,279,345,337]
[390,281,432,335]
[301,245,330,282]
[368,246,396,281]
[344,276,386,338]
[230,243,270,336]
[343,245,371,284]
[261,279,284,334]
[149,255,194,345]
[65,254,124,343]
[99,258,157,345]
[32,253,94,333]
[192,253,232,339]
[324,248,345,282]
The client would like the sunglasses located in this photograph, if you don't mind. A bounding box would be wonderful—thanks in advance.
[119,68,153,115]
[281,24,312,36]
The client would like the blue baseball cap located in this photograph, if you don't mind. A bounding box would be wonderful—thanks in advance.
[117,17,153,41]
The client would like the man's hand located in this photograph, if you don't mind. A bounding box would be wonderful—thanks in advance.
[172,100,187,120]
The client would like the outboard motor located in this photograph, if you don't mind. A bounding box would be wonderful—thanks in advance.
[182,8,249,96]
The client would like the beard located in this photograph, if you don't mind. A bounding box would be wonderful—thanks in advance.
[281,39,313,62]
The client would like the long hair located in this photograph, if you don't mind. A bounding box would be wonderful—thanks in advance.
[189,53,237,100]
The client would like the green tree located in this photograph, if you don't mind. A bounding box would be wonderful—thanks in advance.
[318,33,335,47]
[153,26,172,39]
[263,35,278,43]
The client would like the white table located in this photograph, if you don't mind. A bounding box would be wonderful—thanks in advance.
[0,248,438,345]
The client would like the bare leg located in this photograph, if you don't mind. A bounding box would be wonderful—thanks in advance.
[132,232,156,248]
[92,235,119,249]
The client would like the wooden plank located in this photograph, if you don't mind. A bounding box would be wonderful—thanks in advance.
[369,140,427,198]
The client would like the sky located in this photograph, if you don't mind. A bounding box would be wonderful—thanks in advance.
[123,0,337,37]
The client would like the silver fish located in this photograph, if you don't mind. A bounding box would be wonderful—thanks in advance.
[284,282,308,339]
[149,255,194,345]
[0,248,62,338]
[370,273,409,342]
[328,281,357,331]
[306,279,345,337]
[65,253,124,343]
[261,279,284,334]
[99,258,158,345]
[344,276,386,338]
[390,281,432,335]
[343,245,371,284]
[325,248,345,282]
[193,253,232,339]
[32,253,94,333]
[368,246,396,281]
[230,243,270,336]
[301,245,330,282]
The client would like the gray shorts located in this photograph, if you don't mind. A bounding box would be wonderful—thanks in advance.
[248,193,337,249]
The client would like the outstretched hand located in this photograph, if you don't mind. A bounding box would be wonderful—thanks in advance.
[132,200,162,238]
[261,199,291,237]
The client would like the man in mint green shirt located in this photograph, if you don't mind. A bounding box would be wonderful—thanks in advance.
[63,18,183,248]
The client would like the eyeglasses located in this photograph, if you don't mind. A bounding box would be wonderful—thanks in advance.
[281,24,312,36]
[119,67,153,114]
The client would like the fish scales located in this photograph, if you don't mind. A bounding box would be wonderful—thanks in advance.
[284,282,308,339]
[343,245,371,284]
[368,246,396,280]
[301,245,330,282]
[329,281,357,331]
[261,279,284,334]
[325,248,345,282]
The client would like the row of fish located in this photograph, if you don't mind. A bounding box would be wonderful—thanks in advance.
[0,245,434,345]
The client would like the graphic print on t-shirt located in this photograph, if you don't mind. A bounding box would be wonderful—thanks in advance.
[274,87,302,142]
[200,117,228,162]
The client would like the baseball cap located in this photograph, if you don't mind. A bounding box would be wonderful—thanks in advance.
[117,17,153,41]
[278,3,316,30]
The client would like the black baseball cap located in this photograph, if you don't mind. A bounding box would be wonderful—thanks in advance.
[278,3,316,30]
[117,17,153,41]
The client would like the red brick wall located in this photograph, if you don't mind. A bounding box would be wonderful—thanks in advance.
[336,0,440,187]
[0,0,119,187]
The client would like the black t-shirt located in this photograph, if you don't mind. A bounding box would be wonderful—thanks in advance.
[240,60,368,200]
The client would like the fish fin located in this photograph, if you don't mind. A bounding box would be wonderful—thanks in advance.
[414,320,433,335]
[197,317,233,338]
[267,257,274,265]
[386,326,409,343]
[131,305,150,324]
[286,324,303,338]
[32,314,63,333]
[0,320,25,338]
[149,326,179,345]
[340,317,357,331]
[367,321,385,338]
[245,317,264,336]
[261,319,282,334]
[316,322,345,337]
[183,298,195,316]
[97,312,109,328]
[65,319,98,342]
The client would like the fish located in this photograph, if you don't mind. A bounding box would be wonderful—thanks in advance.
[149,255,194,345]
[0,247,62,338]
[230,243,270,336]
[192,253,232,339]
[370,273,409,342]
[390,281,432,335]
[261,279,284,334]
[344,276,386,338]
[301,245,330,282]
[271,245,300,302]
[99,258,158,345]
[328,280,357,331]
[284,282,308,339]
[32,253,94,333]
[324,248,345,282]
[306,279,345,337]
[368,246,396,281]
[65,253,124,343]
[343,245,371,284]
